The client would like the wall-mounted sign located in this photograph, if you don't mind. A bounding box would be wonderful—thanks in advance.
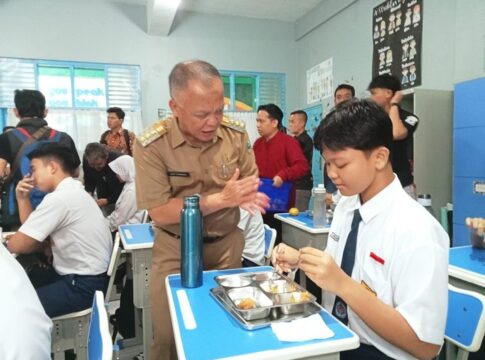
[372,0,423,89]
[307,58,333,105]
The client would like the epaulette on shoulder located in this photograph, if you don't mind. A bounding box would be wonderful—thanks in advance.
[221,115,246,133]
[137,117,173,147]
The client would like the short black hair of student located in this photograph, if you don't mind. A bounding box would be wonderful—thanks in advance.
[368,74,401,92]
[107,107,125,120]
[313,99,393,156]
[14,89,46,118]
[290,110,308,124]
[334,84,355,97]
[258,103,284,126]
[28,143,79,174]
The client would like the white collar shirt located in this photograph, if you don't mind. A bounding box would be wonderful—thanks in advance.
[0,244,52,359]
[238,208,265,266]
[19,177,113,275]
[323,175,449,359]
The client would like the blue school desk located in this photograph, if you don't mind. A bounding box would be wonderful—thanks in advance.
[449,245,485,295]
[166,267,359,360]
[274,213,331,295]
[119,223,154,359]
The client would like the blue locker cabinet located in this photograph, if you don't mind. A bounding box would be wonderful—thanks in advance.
[453,77,485,246]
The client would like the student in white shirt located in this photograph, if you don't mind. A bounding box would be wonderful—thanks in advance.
[7,143,113,317]
[273,99,448,360]
[238,208,265,266]
[0,243,52,360]
[106,155,145,232]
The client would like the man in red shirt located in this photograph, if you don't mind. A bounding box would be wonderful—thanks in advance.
[253,103,309,243]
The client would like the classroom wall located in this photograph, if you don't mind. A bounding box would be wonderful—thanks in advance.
[0,0,298,126]
[295,0,485,109]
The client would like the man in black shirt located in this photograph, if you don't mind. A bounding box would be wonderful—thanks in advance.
[82,142,124,215]
[0,90,80,228]
[369,74,419,198]
[288,110,313,211]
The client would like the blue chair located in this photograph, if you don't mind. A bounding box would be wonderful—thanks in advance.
[51,235,121,359]
[263,224,277,265]
[445,284,485,360]
[87,291,112,360]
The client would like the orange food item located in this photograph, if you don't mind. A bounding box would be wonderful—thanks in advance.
[237,298,257,310]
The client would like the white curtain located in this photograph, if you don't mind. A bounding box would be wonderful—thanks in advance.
[7,109,144,155]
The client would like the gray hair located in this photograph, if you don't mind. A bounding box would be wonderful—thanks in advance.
[84,142,109,162]
[169,60,221,98]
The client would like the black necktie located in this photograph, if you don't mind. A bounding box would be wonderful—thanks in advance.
[332,209,362,324]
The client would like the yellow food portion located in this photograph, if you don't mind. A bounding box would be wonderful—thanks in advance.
[290,291,311,303]
[289,207,299,216]
[237,298,257,310]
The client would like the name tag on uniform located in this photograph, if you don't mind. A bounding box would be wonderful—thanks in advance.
[329,232,340,242]
[168,171,190,177]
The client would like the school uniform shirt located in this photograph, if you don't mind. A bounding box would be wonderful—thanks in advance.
[19,177,113,276]
[0,244,52,360]
[238,208,265,266]
[107,181,145,232]
[323,175,449,359]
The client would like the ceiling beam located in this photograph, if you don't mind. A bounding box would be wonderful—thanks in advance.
[146,0,180,36]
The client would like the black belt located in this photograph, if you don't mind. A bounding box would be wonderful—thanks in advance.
[160,228,220,243]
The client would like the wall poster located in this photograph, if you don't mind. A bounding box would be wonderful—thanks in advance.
[306,58,333,105]
[372,0,423,89]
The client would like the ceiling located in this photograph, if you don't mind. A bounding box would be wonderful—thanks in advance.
[113,0,324,22]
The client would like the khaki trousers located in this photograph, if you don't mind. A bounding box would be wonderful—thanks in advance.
[149,227,244,360]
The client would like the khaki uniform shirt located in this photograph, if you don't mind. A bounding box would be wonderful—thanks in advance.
[134,116,257,237]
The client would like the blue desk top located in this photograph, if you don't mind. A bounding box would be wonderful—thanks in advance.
[167,267,357,360]
[119,223,154,249]
[275,213,331,234]
[449,246,485,276]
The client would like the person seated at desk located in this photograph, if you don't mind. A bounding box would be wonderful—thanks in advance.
[273,100,449,360]
[0,241,52,360]
[238,208,265,267]
[6,143,113,317]
[106,155,145,232]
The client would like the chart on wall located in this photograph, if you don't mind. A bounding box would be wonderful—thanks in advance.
[372,0,422,89]
[306,58,333,105]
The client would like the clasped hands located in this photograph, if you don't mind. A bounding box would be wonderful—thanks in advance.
[220,168,270,215]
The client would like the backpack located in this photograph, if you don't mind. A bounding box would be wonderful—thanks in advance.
[1,127,61,227]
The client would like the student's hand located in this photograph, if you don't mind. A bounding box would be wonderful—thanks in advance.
[466,217,485,236]
[15,175,35,200]
[96,198,108,207]
[390,90,403,105]
[272,243,300,273]
[299,247,349,295]
[272,175,283,188]
[325,193,333,206]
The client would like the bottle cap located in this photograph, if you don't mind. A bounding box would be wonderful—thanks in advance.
[313,184,326,194]
[184,195,200,206]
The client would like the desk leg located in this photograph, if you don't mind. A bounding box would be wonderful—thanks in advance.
[142,307,152,360]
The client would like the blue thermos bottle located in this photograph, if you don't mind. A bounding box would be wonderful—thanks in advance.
[181,195,203,288]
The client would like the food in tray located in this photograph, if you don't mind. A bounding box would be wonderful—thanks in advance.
[290,291,311,303]
[260,279,296,294]
[236,297,257,310]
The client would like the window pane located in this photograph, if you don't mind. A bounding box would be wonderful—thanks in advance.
[38,66,73,108]
[74,68,107,108]
[235,76,256,111]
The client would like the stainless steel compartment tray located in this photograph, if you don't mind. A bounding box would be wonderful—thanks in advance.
[210,287,322,330]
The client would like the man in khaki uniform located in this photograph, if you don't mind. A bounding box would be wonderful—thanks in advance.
[134,60,269,360]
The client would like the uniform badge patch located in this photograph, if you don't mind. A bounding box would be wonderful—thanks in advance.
[334,300,347,319]
[404,115,418,126]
